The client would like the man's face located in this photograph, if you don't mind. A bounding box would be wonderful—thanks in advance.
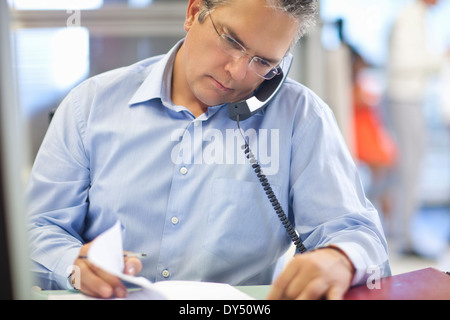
[180,0,298,109]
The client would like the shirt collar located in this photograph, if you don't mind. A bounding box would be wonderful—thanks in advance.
[127,38,264,119]
[128,39,184,107]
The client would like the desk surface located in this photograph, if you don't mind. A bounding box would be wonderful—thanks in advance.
[344,267,450,300]
[32,268,450,300]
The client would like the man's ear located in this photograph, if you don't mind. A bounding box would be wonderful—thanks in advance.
[184,0,203,31]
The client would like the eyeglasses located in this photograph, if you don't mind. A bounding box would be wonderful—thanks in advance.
[208,12,281,80]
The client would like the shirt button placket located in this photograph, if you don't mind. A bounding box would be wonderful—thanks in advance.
[162,125,191,283]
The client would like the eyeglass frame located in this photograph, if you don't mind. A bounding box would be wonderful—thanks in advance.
[207,11,282,80]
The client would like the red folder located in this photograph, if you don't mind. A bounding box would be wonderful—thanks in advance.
[344,268,450,300]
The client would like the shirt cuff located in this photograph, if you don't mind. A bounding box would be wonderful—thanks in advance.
[52,246,82,290]
[329,242,389,287]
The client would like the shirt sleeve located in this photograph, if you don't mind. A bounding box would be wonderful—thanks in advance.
[26,85,91,289]
[289,96,391,286]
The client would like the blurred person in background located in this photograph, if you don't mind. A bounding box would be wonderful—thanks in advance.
[351,48,397,226]
[386,0,449,256]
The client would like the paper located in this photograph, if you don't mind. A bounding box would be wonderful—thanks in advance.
[135,281,255,300]
[86,221,124,276]
[49,281,254,300]
[57,221,254,300]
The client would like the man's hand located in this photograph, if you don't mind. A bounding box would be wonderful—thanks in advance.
[267,247,355,300]
[71,242,143,298]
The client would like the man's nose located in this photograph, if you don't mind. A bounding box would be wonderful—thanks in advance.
[225,55,250,81]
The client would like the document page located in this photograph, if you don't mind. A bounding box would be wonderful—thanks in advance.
[50,221,253,300]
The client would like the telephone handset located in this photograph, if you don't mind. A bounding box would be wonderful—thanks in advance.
[228,53,293,121]
[229,53,307,254]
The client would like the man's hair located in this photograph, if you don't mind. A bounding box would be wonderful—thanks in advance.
[198,0,318,44]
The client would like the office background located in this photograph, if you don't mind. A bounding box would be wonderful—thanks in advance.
[4,0,450,289]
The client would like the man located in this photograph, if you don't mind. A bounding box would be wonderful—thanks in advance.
[26,0,390,300]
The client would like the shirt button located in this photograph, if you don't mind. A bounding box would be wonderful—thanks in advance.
[194,121,200,127]
[179,167,188,175]
[171,217,179,225]
[162,269,170,278]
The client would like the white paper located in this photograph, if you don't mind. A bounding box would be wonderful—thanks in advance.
[55,220,254,300]
[133,281,255,300]
[86,221,124,276]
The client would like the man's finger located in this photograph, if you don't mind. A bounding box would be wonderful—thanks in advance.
[326,285,346,300]
[124,256,142,276]
[76,261,115,298]
[75,257,127,298]
[266,258,302,300]
[295,278,328,300]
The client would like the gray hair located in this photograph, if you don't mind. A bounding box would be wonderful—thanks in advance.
[198,0,319,44]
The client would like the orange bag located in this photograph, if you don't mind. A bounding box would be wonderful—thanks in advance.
[354,106,397,167]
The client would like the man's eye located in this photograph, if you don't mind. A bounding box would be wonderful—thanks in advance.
[255,57,271,68]
[223,35,242,49]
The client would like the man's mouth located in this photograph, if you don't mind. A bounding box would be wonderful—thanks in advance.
[210,76,232,92]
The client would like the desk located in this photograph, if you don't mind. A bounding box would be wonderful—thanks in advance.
[32,268,450,300]
[344,267,450,300]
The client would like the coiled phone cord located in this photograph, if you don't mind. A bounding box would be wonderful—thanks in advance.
[236,116,307,254]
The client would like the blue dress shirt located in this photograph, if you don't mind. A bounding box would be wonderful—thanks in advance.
[26,40,390,290]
